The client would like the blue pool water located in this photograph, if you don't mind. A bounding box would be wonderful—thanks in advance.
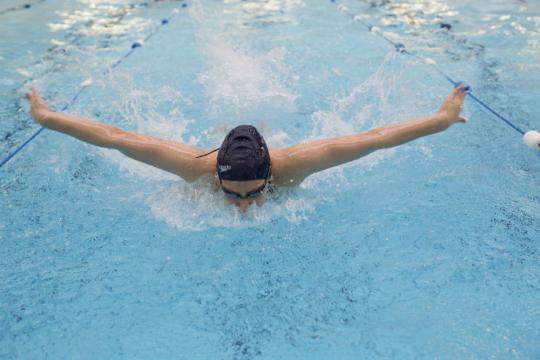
[1,0,539,358]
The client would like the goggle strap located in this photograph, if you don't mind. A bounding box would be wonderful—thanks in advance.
[195,147,220,158]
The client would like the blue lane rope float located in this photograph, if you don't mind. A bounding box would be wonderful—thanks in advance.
[331,1,540,151]
[0,4,188,169]
[0,0,46,16]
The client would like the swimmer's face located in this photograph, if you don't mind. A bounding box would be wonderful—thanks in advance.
[220,179,267,211]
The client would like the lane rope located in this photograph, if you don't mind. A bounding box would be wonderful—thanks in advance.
[13,0,157,95]
[0,0,46,16]
[0,3,189,169]
[331,0,540,150]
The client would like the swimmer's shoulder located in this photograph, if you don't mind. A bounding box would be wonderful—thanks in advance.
[194,150,218,177]
[269,148,304,187]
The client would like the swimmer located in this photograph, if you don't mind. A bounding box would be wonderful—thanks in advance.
[26,85,468,211]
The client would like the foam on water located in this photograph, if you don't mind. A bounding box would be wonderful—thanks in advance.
[143,179,323,230]
[190,2,298,117]
[307,51,408,170]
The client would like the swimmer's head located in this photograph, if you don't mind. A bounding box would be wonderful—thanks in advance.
[216,125,271,182]
[217,125,271,210]
[195,125,271,209]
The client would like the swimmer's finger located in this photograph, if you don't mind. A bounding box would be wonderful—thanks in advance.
[26,88,38,101]
[449,87,466,103]
[458,84,470,98]
[452,83,467,95]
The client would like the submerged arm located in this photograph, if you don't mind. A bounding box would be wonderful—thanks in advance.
[271,86,468,185]
[26,88,213,182]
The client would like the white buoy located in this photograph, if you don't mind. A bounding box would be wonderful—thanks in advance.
[523,130,540,151]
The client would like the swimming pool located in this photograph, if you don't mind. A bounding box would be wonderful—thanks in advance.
[1,0,539,358]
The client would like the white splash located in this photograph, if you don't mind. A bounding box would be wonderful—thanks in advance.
[190,2,297,115]
[309,110,356,139]
[265,129,291,147]
[16,68,32,77]
[142,180,320,231]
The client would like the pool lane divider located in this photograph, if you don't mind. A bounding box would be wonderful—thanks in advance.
[331,0,540,152]
[13,0,171,97]
[0,0,46,16]
[0,3,189,170]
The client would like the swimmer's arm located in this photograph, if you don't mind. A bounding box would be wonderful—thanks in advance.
[111,132,214,182]
[26,89,213,182]
[271,86,467,185]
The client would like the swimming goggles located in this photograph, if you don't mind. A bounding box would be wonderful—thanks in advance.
[221,180,268,199]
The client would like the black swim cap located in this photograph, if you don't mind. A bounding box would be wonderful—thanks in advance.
[217,125,271,181]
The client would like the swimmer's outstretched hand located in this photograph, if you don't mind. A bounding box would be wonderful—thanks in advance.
[26,88,50,125]
[437,84,468,126]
